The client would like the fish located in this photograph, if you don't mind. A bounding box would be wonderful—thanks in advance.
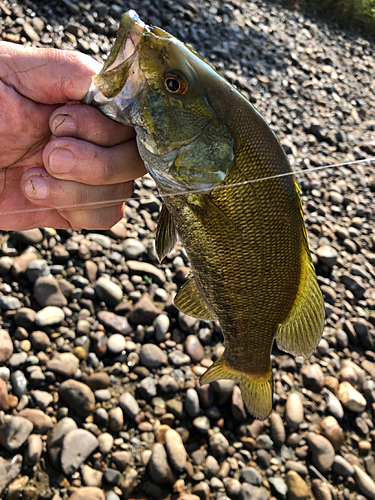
[84,10,325,420]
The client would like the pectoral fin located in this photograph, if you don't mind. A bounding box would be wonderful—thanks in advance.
[155,204,177,262]
[276,247,325,358]
[174,276,216,321]
[200,355,273,420]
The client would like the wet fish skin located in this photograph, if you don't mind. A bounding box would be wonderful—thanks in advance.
[85,11,325,419]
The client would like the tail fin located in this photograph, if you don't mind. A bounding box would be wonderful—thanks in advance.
[200,356,273,420]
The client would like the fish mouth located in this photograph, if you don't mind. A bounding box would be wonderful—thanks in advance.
[83,10,148,124]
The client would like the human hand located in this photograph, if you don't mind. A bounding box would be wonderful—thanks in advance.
[0,42,146,231]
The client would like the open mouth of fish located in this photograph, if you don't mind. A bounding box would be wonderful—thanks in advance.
[83,10,148,124]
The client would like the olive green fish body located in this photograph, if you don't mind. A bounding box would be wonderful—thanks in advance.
[85,11,325,419]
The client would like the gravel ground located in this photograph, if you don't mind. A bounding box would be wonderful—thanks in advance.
[0,1,375,500]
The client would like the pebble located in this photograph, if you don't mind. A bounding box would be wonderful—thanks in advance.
[10,369,28,397]
[30,330,51,351]
[8,351,28,367]
[119,392,140,419]
[81,464,103,487]
[0,329,13,363]
[25,434,43,466]
[311,479,332,500]
[301,363,325,392]
[98,432,114,454]
[107,333,126,353]
[59,379,96,417]
[185,387,200,417]
[0,455,23,495]
[184,335,205,363]
[111,451,131,471]
[0,378,9,411]
[269,412,286,448]
[241,467,262,486]
[168,349,191,366]
[26,258,50,282]
[60,429,99,475]
[285,470,311,500]
[316,245,338,267]
[209,432,229,459]
[307,433,335,472]
[231,384,247,421]
[19,408,53,434]
[95,277,123,306]
[338,381,367,412]
[127,260,166,286]
[320,415,344,450]
[67,487,105,500]
[193,415,210,433]
[285,392,304,430]
[354,465,375,499]
[47,417,78,468]
[164,429,187,471]
[204,455,220,478]
[97,310,132,335]
[0,416,33,450]
[140,343,167,368]
[324,389,344,420]
[0,296,22,309]
[47,353,79,378]
[154,313,170,341]
[108,407,124,432]
[34,306,65,327]
[148,443,174,484]
[239,483,269,500]
[332,455,354,476]
[34,276,68,307]
[86,372,111,390]
[129,294,162,324]
[268,477,287,500]
[123,238,145,259]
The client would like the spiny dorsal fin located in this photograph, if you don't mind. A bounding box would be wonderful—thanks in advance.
[200,355,273,420]
[155,204,177,262]
[276,243,325,358]
[174,276,216,321]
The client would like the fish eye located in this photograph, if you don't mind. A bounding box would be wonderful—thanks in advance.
[163,72,188,95]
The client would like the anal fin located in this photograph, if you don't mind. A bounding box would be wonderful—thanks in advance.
[200,355,273,420]
[276,245,325,358]
[174,276,216,321]
[155,204,177,262]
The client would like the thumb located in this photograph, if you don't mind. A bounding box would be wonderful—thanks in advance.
[1,42,102,104]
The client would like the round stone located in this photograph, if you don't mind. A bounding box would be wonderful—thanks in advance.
[107,333,126,354]
[307,433,335,473]
[35,306,65,327]
[61,429,99,476]
[140,343,167,368]
[285,393,304,430]
[95,277,123,306]
[59,379,96,417]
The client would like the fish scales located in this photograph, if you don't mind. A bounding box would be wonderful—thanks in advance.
[84,10,325,419]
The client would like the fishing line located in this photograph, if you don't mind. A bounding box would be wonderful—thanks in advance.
[0,156,374,217]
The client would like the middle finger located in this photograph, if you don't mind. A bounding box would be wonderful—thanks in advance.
[43,136,146,185]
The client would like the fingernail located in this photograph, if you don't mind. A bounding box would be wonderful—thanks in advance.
[24,176,48,200]
[49,149,75,174]
[51,115,76,136]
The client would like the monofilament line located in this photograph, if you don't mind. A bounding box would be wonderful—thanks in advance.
[0,156,374,216]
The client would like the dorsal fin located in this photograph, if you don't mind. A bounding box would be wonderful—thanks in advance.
[174,276,216,321]
[155,204,177,262]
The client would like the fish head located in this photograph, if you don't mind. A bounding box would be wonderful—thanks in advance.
[84,10,234,191]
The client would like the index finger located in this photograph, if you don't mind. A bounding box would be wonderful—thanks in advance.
[0,42,101,104]
[49,104,135,147]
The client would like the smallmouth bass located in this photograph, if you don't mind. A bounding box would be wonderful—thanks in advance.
[84,11,325,419]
